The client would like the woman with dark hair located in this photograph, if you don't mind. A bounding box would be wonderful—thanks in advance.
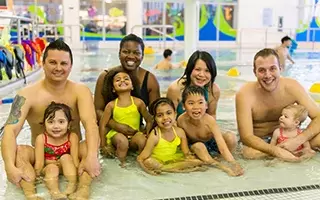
[167,50,218,118]
[166,50,237,152]
[94,34,160,137]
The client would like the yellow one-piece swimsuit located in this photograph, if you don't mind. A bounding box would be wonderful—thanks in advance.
[106,97,141,144]
[151,127,184,163]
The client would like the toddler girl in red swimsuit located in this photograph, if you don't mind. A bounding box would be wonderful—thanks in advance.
[34,102,79,199]
[270,104,315,160]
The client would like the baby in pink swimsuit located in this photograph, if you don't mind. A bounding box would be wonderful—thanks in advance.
[270,104,315,159]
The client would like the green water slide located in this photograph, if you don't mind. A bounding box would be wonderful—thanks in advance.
[213,5,236,37]
[169,4,209,37]
[199,5,208,29]
[296,0,315,34]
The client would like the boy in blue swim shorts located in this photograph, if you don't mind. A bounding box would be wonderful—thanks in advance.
[177,85,244,176]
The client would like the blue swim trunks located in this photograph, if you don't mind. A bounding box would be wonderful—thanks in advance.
[204,138,220,156]
[189,138,220,156]
[262,136,272,144]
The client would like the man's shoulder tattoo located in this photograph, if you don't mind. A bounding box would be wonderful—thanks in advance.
[5,95,26,125]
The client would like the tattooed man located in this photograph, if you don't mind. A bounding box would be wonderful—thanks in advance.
[1,40,100,200]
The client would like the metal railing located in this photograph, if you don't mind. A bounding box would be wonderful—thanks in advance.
[303,27,320,50]
[36,23,85,43]
[0,14,36,44]
[131,24,178,50]
[0,15,86,49]
[230,27,320,63]
[237,27,320,50]
[237,28,295,49]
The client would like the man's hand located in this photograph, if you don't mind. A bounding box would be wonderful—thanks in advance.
[78,155,101,178]
[298,148,316,161]
[273,147,299,162]
[277,137,304,153]
[6,166,31,187]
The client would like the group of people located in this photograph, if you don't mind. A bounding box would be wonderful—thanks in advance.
[1,33,320,200]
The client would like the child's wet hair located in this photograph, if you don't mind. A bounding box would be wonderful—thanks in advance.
[181,85,206,104]
[102,68,141,105]
[150,97,175,116]
[42,101,72,125]
[149,98,176,134]
[284,104,308,124]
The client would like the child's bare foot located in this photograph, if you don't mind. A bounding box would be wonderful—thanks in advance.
[101,145,116,158]
[228,162,244,176]
[69,185,90,200]
[224,168,241,177]
[63,182,77,195]
[207,160,240,177]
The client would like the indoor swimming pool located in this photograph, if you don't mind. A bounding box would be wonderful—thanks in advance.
[0,49,320,200]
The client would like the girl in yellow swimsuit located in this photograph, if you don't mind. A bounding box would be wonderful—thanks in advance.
[137,98,205,175]
[99,69,153,167]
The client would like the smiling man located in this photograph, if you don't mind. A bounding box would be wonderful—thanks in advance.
[236,48,320,162]
[1,39,101,199]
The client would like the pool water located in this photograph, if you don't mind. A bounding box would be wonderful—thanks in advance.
[0,49,320,200]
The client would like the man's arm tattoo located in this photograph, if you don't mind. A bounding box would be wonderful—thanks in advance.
[5,95,26,125]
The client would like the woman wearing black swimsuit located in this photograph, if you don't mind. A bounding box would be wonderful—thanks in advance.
[94,34,160,152]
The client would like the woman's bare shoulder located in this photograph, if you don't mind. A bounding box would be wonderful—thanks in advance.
[210,83,220,99]
[168,79,184,92]
[211,83,220,93]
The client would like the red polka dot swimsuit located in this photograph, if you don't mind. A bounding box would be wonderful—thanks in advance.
[276,128,303,151]
[44,133,71,160]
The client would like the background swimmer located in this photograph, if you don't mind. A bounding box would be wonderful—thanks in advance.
[275,36,295,71]
[154,49,184,70]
